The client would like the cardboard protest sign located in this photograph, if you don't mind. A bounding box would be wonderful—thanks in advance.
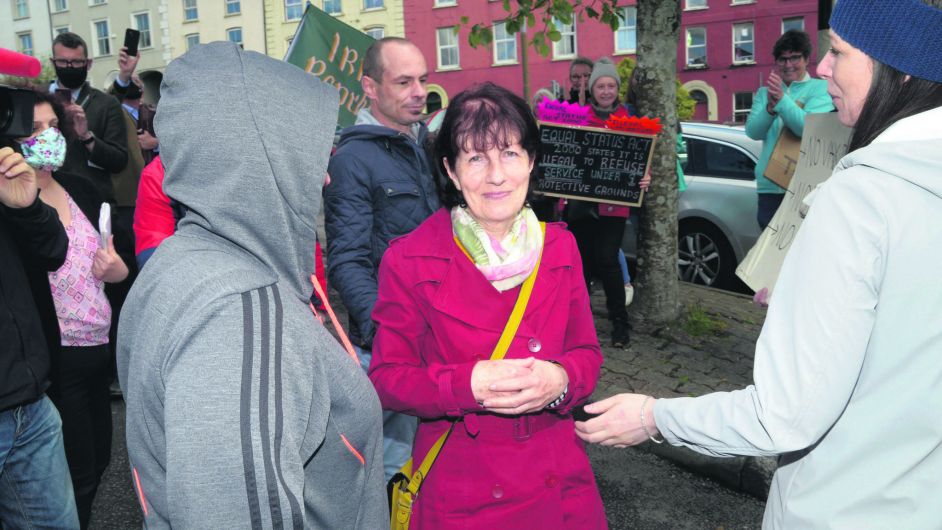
[284,4,375,128]
[736,113,853,297]
[764,126,801,189]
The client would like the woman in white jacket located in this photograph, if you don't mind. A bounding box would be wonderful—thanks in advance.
[576,1,942,528]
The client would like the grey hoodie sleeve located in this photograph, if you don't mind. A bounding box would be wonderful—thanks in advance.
[159,292,328,529]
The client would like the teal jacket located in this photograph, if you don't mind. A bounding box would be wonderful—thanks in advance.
[744,76,833,194]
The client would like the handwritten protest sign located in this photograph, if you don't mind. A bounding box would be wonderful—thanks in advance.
[284,4,374,128]
[536,122,657,207]
[736,113,853,296]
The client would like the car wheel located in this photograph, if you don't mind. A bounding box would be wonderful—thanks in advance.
[677,221,736,288]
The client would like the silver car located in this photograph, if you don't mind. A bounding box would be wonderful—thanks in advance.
[623,122,762,289]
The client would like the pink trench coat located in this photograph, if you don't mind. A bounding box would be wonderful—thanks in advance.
[369,209,608,529]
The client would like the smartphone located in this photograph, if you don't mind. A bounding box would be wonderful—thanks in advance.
[53,88,72,107]
[124,29,141,57]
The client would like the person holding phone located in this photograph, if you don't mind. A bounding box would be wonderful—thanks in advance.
[17,88,128,529]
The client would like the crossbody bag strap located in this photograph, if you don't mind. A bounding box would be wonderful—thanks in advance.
[406,222,546,495]
[309,273,360,365]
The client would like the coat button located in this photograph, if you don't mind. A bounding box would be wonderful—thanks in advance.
[474,354,485,361]
[491,484,504,499]
[527,338,542,353]
[545,475,559,488]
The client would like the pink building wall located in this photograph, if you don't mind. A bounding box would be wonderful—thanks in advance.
[404,0,818,124]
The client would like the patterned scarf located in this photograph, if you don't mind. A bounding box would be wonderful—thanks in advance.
[451,206,544,292]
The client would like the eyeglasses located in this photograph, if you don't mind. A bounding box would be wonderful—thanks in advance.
[51,59,88,68]
[570,73,590,80]
[775,55,805,65]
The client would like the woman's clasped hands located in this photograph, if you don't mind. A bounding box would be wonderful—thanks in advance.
[471,357,569,415]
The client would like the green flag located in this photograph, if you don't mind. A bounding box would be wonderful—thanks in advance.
[284,3,375,128]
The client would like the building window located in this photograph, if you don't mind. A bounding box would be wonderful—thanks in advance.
[685,27,707,67]
[782,17,804,33]
[733,92,753,123]
[685,0,707,9]
[54,26,71,35]
[732,22,754,64]
[184,0,198,21]
[492,21,517,64]
[323,0,340,14]
[186,33,200,50]
[14,0,28,18]
[552,19,576,59]
[133,12,153,49]
[226,0,240,15]
[434,0,456,6]
[436,27,459,70]
[364,26,384,39]
[17,32,33,55]
[285,0,302,20]
[614,6,637,54]
[363,0,383,9]
[89,0,106,5]
[731,0,753,4]
[53,0,68,12]
[93,19,112,56]
[227,27,243,48]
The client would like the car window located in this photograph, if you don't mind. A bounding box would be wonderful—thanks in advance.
[683,136,755,180]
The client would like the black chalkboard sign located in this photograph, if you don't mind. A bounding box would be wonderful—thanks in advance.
[535,122,657,207]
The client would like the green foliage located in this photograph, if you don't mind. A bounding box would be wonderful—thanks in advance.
[615,57,696,121]
[682,302,728,337]
[1,55,56,86]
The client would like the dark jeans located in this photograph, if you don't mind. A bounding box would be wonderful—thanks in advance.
[568,215,628,323]
[48,344,112,530]
[0,395,79,529]
[757,193,785,231]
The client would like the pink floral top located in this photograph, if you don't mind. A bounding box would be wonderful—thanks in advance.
[48,194,111,346]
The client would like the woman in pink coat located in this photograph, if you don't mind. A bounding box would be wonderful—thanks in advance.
[369,83,607,529]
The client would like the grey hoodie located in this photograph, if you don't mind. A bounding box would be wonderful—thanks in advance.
[117,42,385,529]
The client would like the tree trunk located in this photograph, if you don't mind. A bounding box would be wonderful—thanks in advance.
[633,0,682,324]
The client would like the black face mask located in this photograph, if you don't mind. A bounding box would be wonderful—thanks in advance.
[55,66,88,89]
[123,82,143,101]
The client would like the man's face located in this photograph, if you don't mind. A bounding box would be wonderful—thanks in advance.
[362,42,428,134]
[52,43,91,71]
[570,64,591,91]
[775,49,808,84]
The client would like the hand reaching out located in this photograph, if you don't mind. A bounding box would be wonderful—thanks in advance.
[574,393,660,448]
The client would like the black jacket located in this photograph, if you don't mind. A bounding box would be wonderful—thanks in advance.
[0,196,68,411]
[325,121,439,349]
[59,82,129,202]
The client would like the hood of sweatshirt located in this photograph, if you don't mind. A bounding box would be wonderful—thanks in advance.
[834,106,942,200]
[155,41,338,298]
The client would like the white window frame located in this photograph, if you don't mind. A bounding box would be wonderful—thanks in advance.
[227,27,243,48]
[322,0,341,14]
[17,32,33,55]
[225,0,241,15]
[363,0,383,9]
[89,0,106,6]
[183,0,198,21]
[364,26,385,39]
[91,18,113,57]
[685,27,707,68]
[732,22,754,64]
[434,0,457,6]
[733,92,753,123]
[54,25,71,35]
[685,0,707,9]
[14,0,29,18]
[782,17,805,33]
[52,0,69,13]
[285,0,302,21]
[551,18,576,60]
[492,21,517,65]
[731,0,754,4]
[435,27,459,70]
[131,11,153,49]
[614,6,637,54]
[185,33,200,50]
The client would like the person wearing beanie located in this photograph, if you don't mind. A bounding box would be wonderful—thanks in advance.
[575,1,942,528]
[565,57,647,349]
[744,29,834,230]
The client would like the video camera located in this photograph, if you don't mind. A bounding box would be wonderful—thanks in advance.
[0,47,42,139]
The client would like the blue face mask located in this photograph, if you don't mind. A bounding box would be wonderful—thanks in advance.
[19,127,67,173]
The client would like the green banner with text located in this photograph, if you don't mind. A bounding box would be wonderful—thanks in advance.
[284,3,375,128]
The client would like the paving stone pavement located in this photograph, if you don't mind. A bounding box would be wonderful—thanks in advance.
[590,283,777,500]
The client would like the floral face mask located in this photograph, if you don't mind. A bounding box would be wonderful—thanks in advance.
[19,127,67,173]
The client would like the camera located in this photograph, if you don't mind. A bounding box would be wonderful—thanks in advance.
[0,85,34,139]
